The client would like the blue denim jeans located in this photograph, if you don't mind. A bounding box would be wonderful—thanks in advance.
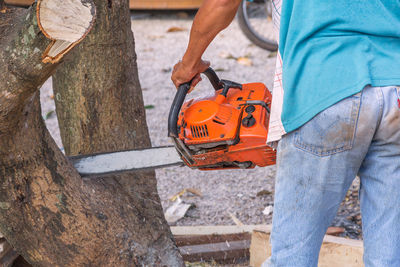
[263,85,400,267]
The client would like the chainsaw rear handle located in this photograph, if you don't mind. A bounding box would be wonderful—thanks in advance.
[202,67,223,91]
[168,68,222,138]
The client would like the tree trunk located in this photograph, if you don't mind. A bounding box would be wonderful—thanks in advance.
[52,0,184,266]
[0,2,183,267]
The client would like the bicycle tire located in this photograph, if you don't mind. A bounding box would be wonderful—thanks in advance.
[237,0,278,51]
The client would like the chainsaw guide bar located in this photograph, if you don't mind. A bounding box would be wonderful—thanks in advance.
[70,146,183,178]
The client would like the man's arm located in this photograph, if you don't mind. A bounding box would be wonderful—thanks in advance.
[171,0,242,89]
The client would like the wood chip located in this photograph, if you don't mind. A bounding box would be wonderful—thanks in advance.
[170,188,202,201]
[326,226,345,236]
[186,188,202,197]
[167,26,186,33]
[229,212,243,226]
[256,189,272,197]
[237,57,252,66]
[169,189,186,201]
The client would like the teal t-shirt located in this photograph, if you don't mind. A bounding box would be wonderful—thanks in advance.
[279,0,400,133]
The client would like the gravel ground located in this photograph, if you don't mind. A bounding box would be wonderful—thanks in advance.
[40,10,361,239]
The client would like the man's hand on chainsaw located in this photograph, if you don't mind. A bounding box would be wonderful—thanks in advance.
[172,59,210,92]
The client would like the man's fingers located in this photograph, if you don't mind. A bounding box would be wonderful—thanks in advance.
[171,59,211,90]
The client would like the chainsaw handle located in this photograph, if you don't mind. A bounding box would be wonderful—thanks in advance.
[168,67,222,138]
[168,82,190,137]
[202,67,222,91]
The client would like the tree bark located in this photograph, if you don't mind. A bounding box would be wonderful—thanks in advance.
[0,2,183,267]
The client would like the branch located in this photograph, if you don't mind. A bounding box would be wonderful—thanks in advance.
[0,0,95,134]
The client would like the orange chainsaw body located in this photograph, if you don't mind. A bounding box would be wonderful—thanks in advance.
[176,82,276,170]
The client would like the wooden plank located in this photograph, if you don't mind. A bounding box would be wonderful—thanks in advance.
[323,234,363,248]
[171,224,271,236]
[172,225,258,263]
[175,232,251,246]
[249,230,271,267]
[4,0,34,6]
[250,229,363,267]
[130,0,203,10]
[180,240,250,262]
[171,225,341,237]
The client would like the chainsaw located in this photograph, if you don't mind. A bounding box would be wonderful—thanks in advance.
[70,68,276,177]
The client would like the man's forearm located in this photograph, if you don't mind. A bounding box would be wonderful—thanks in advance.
[181,0,242,69]
[171,0,241,88]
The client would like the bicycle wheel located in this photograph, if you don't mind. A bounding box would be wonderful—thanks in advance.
[237,0,278,51]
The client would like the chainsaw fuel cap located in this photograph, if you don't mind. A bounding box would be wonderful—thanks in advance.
[242,113,256,127]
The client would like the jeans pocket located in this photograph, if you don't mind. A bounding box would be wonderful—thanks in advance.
[293,92,362,156]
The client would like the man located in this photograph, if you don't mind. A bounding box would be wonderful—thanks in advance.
[171,0,400,266]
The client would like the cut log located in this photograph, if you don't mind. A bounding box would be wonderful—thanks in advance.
[250,228,363,267]
[36,0,96,63]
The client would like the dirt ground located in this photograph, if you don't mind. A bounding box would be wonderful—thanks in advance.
[40,10,361,240]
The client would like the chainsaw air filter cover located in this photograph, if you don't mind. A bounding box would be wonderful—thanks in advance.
[180,98,240,147]
[170,68,276,170]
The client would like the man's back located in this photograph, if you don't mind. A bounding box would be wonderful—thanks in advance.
[278,0,400,133]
